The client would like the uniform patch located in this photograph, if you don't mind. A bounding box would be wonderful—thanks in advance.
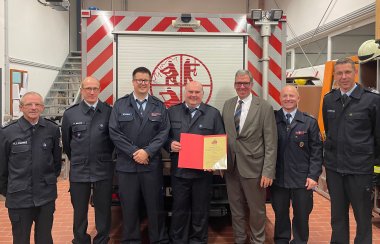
[295,131,306,135]
[12,141,28,145]
[122,113,132,116]
[73,122,85,125]
[151,112,161,117]
[327,110,335,113]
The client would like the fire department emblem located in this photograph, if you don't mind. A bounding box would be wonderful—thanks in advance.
[151,54,213,108]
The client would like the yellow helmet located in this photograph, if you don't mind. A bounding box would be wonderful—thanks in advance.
[358,39,380,63]
[294,79,307,85]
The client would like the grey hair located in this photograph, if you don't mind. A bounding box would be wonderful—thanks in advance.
[334,58,356,71]
[235,69,253,83]
[20,91,44,105]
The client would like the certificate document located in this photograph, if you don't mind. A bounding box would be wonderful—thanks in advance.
[178,133,227,170]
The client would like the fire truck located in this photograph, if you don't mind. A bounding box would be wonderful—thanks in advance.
[81,10,287,215]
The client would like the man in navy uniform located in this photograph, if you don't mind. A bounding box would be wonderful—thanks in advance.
[166,81,225,243]
[109,67,170,243]
[271,85,322,244]
[61,76,114,244]
[0,91,62,244]
[323,57,380,243]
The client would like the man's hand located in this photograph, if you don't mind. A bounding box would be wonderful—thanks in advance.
[305,178,318,190]
[133,149,149,164]
[170,141,181,152]
[260,176,273,188]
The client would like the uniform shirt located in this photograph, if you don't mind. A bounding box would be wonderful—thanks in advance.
[282,108,297,124]
[341,84,357,96]
[109,93,170,173]
[323,84,380,174]
[166,102,225,178]
[0,117,62,208]
[235,94,252,134]
[274,109,323,188]
[61,100,114,182]
[133,93,148,111]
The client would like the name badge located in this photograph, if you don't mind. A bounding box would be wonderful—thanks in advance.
[151,112,161,117]
[13,141,28,145]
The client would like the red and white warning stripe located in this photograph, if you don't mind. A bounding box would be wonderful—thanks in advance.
[82,11,286,107]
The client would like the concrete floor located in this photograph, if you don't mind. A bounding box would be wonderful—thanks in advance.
[1,179,380,243]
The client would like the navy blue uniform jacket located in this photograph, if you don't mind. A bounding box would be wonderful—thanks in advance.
[109,94,170,172]
[166,102,225,178]
[0,117,62,208]
[61,100,114,182]
[274,109,322,188]
[322,85,380,174]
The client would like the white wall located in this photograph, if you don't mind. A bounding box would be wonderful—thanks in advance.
[265,0,375,41]
[4,0,69,116]
[0,1,4,123]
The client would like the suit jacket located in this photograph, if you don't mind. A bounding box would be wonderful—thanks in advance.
[109,93,170,173]
[166,102,225,178]
[61,100,114,182]
[222,95,277,179]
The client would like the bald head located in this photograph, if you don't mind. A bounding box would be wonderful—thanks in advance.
[184,81,204,108]
[280,85,300,112]
[81,76,100,88]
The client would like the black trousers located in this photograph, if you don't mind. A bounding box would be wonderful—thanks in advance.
[270,185,313,244]
[326,169,372,244]
[8,200,55,244]
[170,174,213,244]
[70,179,113,244]
[118,171,168,244]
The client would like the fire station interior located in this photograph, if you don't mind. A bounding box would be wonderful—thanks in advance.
[1,0,380,243]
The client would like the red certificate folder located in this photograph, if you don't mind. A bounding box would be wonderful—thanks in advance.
[178,133,227,170]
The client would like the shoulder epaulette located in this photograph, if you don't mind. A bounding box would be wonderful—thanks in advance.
[364,87,380,95]
[44,118,58,125]
[103,102,112,108]
[303,112,316,120]
[66,103,80,111]
[325,88,338,95]
[2,120,17,128]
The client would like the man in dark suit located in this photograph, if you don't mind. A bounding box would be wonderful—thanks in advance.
[323,58,380,243]
[0,91,62,244]
[109,67,170,243]
[222,69,277,244]
[271,85,322,244]
[166,81,225,243]
[61,76,114,244]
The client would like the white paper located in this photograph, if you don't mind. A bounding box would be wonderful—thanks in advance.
[12,84,20,99]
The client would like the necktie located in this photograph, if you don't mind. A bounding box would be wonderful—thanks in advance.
[136,99,146,117]
[188,108,197,118]
[286,113,292,125]
[31,125,36,134]
[89,106,95,116]
[341,94,348,107]
[234,100,243,134]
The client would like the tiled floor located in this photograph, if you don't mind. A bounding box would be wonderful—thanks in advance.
[1,179,380,243]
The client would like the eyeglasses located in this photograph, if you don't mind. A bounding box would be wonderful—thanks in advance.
[82,87,100,92]
[234,82,252,88]
[22,103,44,108]
[133,79,151,84]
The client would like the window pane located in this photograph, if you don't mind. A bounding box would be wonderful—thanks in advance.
[331,23,375,60]
[294,38,327,69]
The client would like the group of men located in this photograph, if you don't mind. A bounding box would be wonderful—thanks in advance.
[0,57,379,244]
